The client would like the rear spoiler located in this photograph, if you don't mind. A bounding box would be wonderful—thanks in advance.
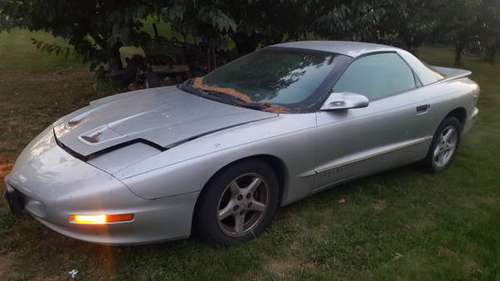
[431,66,472,82]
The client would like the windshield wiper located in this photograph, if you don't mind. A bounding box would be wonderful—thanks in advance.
[201,89,272,110]
[180,80,271,110]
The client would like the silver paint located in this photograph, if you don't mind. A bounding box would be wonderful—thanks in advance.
[5,41,479,244]
[53,87,276,157]
[320,92,369,111]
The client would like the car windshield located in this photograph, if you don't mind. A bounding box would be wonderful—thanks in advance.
[181,48,340,112]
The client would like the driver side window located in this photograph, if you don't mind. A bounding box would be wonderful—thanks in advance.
[333,53,417,101]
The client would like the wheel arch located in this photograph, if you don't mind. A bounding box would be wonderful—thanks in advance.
[191,154,289,234]
[428,107,466,151]
[445,107,467,130]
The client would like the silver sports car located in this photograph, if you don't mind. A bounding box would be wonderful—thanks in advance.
[4,41,479,245]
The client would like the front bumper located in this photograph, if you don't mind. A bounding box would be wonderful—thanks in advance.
[5,126,198,245]
[4,185,25,215]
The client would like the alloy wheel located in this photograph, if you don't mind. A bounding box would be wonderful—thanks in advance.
[433,125,458,168]
[216,173,270,237]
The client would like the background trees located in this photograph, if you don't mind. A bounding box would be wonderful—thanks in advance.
[477,0,500,63]
[1,0,498,77]
[0,0,166,72]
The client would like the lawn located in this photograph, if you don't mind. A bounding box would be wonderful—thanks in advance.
[0,29,499,281]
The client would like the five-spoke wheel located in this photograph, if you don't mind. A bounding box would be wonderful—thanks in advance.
[424,116,461,172]
[433,125,458,168]
[195,159,280,245]
[217,173,269,237]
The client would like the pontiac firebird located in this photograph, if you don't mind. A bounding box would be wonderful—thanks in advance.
[4,41,479,245]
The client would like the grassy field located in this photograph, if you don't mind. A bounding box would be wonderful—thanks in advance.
[0,29,499,281]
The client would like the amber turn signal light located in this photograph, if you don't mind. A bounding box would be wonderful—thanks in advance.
[69,214,134,225]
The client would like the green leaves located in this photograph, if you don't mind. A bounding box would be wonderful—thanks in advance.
[198,7,236,33]
[30,38,72,58]
[1,0,498,74]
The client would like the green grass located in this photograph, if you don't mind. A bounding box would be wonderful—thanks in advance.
[0,29,499,281]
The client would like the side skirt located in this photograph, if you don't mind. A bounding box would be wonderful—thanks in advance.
[311,136,432,193]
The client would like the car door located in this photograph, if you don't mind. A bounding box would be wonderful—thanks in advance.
[312,52,434,190]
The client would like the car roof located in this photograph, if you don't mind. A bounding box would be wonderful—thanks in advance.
[270,41,400,58]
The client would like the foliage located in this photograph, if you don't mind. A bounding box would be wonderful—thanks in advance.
[433,0,482,65]
[0,0,164,71]
[477,0,500,63]
[1,0,499,71]
[30,38,72,58]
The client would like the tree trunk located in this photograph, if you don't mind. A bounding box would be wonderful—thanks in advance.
[207,46,211,72]
[485,48,497,64]
[108,41,124,72]
[484,38,499,65]
[212,47,217,69]
[454,40,465,66]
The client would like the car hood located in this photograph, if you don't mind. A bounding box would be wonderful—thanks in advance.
[53,86,277,158]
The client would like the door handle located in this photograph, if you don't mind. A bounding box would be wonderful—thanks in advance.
[416,104,430,114]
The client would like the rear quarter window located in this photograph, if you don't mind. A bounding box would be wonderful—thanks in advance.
[333,53,417,101]
[398,50,444,85]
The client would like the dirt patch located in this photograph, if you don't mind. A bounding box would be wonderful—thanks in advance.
[477,196,500,205]
[0,254,13,280]
[372,199,386,211]
[0,69,90,84]
[437,247,481,274]
[464,259,481,274]
[407,219,437,232]
[266,259,296,273]
[29,277,67,281]
[437,247,458,257]
[0,159,13,184]
[265,258,319,274]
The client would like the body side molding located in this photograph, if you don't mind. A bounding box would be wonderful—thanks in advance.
[299,136,432,178]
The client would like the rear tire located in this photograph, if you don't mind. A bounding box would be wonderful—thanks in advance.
[194,159,280,246]
[423,116,461,172]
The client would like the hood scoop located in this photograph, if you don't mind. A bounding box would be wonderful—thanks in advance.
[81,132,101,143]
[67,106,103,127]
[78,125,124,145]
[53,87,277,159]
[67,118,82,127]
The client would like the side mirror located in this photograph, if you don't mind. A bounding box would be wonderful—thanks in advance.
[320,92,369,111]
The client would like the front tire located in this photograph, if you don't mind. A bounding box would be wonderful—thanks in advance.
[424,116,461,172]
[194,160,280,246]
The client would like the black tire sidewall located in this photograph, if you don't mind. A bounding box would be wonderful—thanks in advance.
[194,159,280,246]
[425,116,462,172]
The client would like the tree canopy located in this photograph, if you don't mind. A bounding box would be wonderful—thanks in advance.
[1,0,498,72]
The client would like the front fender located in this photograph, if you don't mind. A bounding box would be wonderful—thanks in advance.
[116,114,317,203]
